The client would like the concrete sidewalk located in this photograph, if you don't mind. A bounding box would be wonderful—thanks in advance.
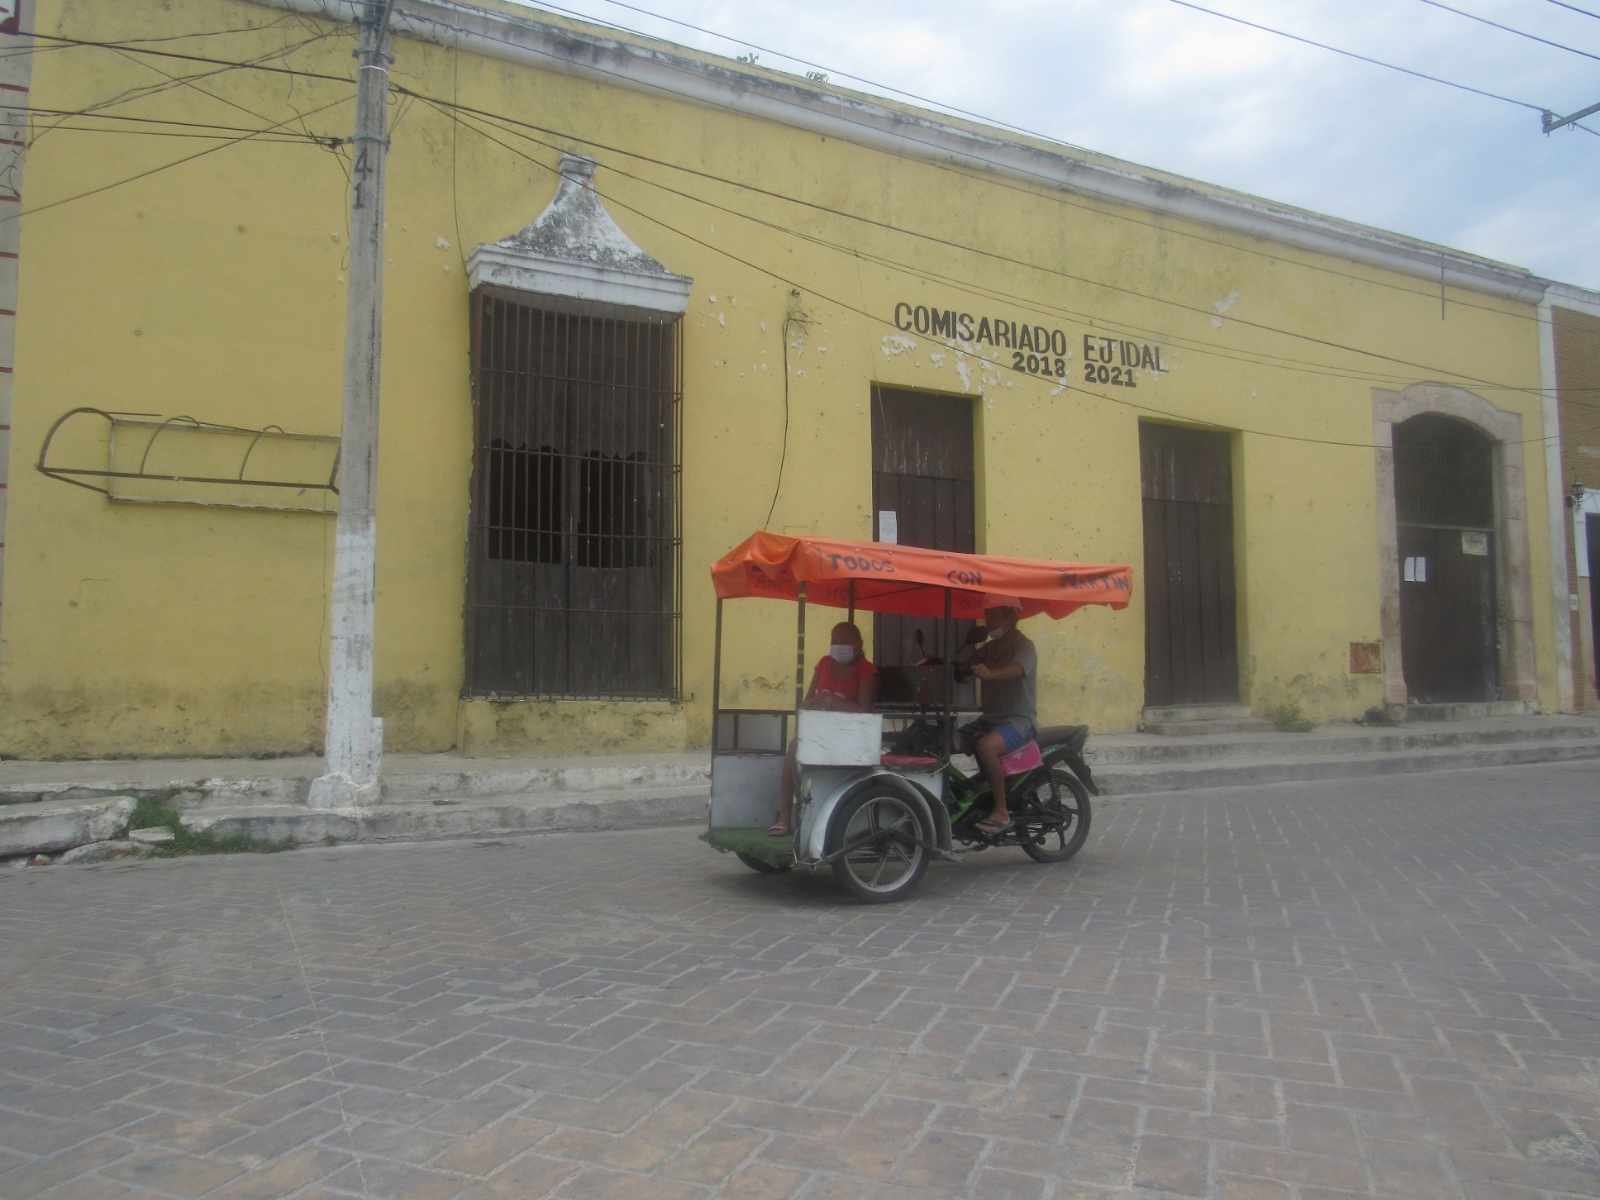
[1,714,1597,852]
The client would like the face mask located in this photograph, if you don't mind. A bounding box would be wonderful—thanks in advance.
[986,623,1007,639]
[830,644,856,664]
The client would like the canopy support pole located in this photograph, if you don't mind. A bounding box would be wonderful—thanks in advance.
[796,582,807,714]
[943,587,954,751]
[710,597,723,764]
[847,579,855,626]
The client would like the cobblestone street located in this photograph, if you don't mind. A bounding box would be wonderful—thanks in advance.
[2,761,1599,1199]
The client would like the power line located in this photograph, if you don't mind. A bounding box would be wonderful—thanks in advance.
[1414,0,1600,61]
[414,88,1555,401]
[2,94,350,224]
[10,106,342,140]
[519,0,1103,158]
[1545,0,1600,19]
[435,101,1569,446]
[22,32,356,88]
[434,96,1437,393]
[1164,0,1548,111]
[43,27,1597,403]
[52,24,1564,329]
[402,5,1582,329]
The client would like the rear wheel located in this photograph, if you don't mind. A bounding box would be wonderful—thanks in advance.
[827,789,931,903]
[735,851,790,874]
[1016,765,1092,863]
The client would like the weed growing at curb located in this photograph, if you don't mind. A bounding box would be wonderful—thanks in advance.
[129,797,295,857]
[1265,702,1315,733]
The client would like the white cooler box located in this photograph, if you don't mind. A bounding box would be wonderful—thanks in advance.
[795,711,882,767]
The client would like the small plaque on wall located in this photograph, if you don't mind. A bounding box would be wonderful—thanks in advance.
[1349,642,1382,674]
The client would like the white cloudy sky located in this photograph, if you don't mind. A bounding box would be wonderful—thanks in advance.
[512,0,1600,289]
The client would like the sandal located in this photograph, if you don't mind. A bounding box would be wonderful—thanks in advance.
[767,823,790,836]
[975,816,1015,836]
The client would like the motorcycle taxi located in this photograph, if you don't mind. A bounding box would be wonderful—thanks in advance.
[702,532,1131,903]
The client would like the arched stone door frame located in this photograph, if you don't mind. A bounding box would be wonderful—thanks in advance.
[1373,383,1537,708]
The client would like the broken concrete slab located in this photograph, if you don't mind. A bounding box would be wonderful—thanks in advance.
[127,827,175,845]
[59,840,151,865]
[0,796,137,857]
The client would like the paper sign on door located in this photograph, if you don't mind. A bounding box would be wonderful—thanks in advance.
[1461,532,1488,556]
[877,510,898,544]
[1403,556,1428,583]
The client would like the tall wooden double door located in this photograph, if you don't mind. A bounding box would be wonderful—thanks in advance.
[1140,423,1239,708]
[1393,414,1498,704]
[870,387,976,699]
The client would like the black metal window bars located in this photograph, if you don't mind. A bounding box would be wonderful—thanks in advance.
[467,291,683,700]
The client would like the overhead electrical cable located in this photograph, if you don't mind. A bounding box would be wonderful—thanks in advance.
[54,25,1565,328]
[1164,0,1548,111]
[26,29,345,146]
[518,0,1103,155]
[431,95,1448,394]
[1413,0,1600,61]
[1545,0,1600,19]
[21,32,358,88]
[1,93,351,224]
[7,106,342,141]
[434,100,1565,445]
[412,87,1554,400]
[400,5,1576,327]
[43,30,1590,402]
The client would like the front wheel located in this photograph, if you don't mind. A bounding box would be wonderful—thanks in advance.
[1016,765,1092,863]
[827,789,931,903]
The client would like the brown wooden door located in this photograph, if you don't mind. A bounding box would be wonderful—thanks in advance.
[1393,414,1497,704]
[870,387,976,698]
[1140,423,1239,708]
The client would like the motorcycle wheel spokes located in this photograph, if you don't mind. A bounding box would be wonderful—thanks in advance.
[1017,765,1092,864]
[830,791,931,903]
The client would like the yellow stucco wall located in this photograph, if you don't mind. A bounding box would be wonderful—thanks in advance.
[0,0,1561,758]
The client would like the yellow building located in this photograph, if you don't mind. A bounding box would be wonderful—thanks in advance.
[0,0,1588,760]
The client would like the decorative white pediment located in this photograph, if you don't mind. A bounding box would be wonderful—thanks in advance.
[467,153,692,315]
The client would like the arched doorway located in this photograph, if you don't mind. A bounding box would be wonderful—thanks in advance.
[1393,414,1498,703]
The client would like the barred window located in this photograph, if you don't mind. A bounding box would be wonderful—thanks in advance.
[468,292,681,699]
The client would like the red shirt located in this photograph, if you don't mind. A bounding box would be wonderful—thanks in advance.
[810,656,877,705]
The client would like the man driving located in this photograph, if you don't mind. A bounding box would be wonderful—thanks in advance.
[956,595,1037,836]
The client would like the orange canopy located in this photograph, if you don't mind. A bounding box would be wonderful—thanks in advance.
[711,532,1132,620]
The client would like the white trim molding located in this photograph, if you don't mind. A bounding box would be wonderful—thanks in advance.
[466,153,692,314]
[1538,298,1575,710]
[254,0,1552,304]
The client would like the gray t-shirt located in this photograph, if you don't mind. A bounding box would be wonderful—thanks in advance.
[972,633,1037,726]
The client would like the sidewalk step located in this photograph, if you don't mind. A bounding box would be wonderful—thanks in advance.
[1085,717,1600,766]
[181,783,711,845]
[1096,737,1600,795]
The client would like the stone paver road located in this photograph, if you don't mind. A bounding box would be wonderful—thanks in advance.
[2,761,1600,1199]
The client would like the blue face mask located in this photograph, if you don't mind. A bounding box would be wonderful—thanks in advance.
[830,644,856,664]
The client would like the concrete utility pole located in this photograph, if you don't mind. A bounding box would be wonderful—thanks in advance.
[310,0,396,809]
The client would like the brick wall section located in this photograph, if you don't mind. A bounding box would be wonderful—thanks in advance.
[1553,306,1600,707]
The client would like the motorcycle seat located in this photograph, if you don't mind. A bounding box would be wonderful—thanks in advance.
[1035,724,1088,751]
[882,753,940,769]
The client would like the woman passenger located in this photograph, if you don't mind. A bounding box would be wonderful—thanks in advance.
[769,621,879,836]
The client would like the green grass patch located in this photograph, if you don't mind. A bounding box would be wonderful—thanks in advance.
[1264,702,1315,733]
[129,796,296,857]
